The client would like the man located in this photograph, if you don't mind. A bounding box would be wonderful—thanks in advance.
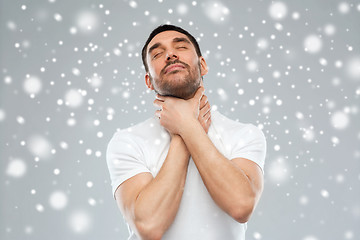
[106,25,266,240]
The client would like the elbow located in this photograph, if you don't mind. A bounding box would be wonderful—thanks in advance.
[230,198,256,223]
[233,211,252,224]
[135,220,164,240]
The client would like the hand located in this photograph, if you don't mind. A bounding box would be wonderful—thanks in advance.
[154,87,205,135]
[198,94,212,133]
[166,93,212,136]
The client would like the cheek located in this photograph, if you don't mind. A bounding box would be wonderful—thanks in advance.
[148,67,156,78]
[148,62,161,77]
[147,56,161,75]
[189,58,201,72]
[187,54,200,67]
[154,61,166,75]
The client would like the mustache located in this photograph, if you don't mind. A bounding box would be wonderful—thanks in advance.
[160,59,190,75]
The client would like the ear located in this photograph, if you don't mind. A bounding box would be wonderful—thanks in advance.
[199,56,208,77]
[145,73,154,90]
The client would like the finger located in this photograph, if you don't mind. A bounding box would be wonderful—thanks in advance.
[203,107,211,120]
[205,116,212,133]
[198,107,211,126]
[200,101,211,117]
[155,94,166,101]
[193,86,205,102]
[199,95,208,109]
[155,110,162,119]
[201,114,211,134]
[153,99,164,109]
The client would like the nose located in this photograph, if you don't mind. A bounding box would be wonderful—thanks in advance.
[166,51,178,61]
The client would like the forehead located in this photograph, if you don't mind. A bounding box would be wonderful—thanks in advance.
[147,30,192,52]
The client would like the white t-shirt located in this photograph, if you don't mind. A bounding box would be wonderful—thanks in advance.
[106,111,266,240]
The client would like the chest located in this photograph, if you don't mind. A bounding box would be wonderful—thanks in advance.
[144,125,232,177]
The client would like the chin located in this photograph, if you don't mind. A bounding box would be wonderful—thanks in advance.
[153,73,201,99]
[170,83,199,99]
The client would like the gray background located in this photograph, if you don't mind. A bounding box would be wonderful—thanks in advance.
[1,0,360,239]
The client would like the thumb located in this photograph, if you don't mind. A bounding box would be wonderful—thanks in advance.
[193,86,204,102]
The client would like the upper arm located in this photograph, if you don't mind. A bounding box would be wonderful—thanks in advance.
[114,172,154,221]
[230,157,264,200]
[228,124,266,200]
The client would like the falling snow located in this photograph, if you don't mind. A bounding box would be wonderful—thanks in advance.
[49,191,68,210]
[6,159,27,178]
[27,135,53,159]
[346,56,360,80]
[64,89,84,108]
[76,10,99,33]
[331,111,350,130]
[268,2,288,20]
[23,76,42,96]
[304,34,323,54]
[69,210,92,233]
[203,1,230,23]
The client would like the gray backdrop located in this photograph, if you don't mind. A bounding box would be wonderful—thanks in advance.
[1,0,359,239]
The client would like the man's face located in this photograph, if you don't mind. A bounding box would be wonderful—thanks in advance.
[145,31,208,99]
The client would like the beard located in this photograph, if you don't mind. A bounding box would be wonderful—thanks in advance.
[149,59,202,100]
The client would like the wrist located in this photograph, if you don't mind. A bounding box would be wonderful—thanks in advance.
[178,118,201,137]
[171,134,190,157]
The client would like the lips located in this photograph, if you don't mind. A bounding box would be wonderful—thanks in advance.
[164,64,185,74]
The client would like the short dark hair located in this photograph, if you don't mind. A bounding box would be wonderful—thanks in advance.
[141,24,202,72]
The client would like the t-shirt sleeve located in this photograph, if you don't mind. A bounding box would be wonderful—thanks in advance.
[229,124,267,173]
[106,132,151,199]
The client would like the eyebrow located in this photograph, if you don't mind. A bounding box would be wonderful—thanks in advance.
[172,37,191,44]
[148,37,191,55]
[148,43,161,55]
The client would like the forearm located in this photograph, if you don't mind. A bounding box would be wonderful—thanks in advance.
[180,120,256,221]
[134,135,190,238]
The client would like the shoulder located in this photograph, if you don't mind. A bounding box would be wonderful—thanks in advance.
[110,116,161,142]
[107,116,163,152]
[211,111,246,128]
[211,111,266,142]
[211,111,262,133]
[211,111,267,171]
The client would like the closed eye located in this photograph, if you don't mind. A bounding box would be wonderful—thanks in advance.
[153,52,163,59]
